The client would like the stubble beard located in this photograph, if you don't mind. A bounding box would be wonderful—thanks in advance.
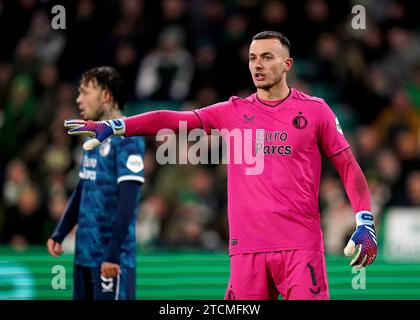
[254,75,283,91]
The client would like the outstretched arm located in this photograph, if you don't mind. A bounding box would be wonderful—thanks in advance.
[64,110,202,150]
[330,148,377,268]
[124,110,202,136]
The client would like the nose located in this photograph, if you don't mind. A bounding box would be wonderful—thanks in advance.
[76,94,82,105]
[253,58,263,70]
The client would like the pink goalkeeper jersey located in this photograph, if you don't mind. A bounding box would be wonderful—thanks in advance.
[194,88,350,256]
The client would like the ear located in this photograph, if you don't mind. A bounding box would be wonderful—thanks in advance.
[101,89,113,105]
[284,57,293,72]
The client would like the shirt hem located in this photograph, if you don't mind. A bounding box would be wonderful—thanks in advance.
[229,245,324,256]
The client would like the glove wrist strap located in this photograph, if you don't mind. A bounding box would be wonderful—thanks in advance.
[108,119,126,136]
[355,211,374,227]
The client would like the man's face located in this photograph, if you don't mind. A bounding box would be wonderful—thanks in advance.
[249,38,292,90]
[76,80,104,121]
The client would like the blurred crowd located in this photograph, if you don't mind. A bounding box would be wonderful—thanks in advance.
[0,0,419,254]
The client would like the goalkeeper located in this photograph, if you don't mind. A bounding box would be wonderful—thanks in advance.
[64,32,377,300]
[47,67,145,300]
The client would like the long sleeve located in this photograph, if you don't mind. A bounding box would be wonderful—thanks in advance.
[50,180,83,243]
[330,148,371,213]
[124,110,203,137]
[105,180,141,264]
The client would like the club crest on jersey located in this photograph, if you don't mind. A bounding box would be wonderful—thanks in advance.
[126,155,144,173]
[99,139,111,157]
[292,112,307,129]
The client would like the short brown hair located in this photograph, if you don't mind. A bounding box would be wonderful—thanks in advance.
[252,31,291,54]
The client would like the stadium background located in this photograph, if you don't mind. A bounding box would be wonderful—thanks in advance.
[0,0,420,299]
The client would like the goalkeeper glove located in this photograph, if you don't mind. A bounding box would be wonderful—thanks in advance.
[344,211,377,269]
[64,119,126,150]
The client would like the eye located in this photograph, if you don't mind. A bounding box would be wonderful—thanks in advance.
[249,56,255,62]
[264,56,272,60]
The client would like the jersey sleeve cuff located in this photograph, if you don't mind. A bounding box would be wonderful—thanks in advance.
[117,175,145,184]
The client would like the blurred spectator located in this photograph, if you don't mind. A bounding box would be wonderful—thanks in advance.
[0,184,47,247]
[258,0,289,35]
[190,0,226,45]
[405,170,420,206]
[12,37,38,75]
[379,27,420,88]
[135,26,194,102]
[34,63,60,129]
[354,125,381,173]
[44,192,67,236]
[114,42,139,100]
[2,159,31,209]
[218,13,250,96]
[1,0,420,253]
[42,125,73,175]
[189,167,219,213]
[136,193,170,248]
[163,201,223,250]
[189,42,221,100]
[292,0,333,57]
[375,148,401,191]
[152,138,200,205]
[314,32,343,84]
[373,88,420,145]
[366,173,390,219]
[26,9,65,64]
[59,0,103,80]
[320,176,355,254]
[0,74,36,160]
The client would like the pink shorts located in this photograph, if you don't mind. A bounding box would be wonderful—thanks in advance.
[224,250,329,300]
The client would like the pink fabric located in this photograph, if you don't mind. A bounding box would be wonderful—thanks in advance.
[122,89,367,256]
[225,250,329,300]
[124,110,202,136]
[195,88,351,255]
[330,148,371,213]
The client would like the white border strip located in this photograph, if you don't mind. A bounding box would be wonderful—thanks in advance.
[115,274,120,300]
[117,175,145,184]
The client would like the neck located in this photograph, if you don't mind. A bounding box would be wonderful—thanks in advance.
[257,79,290,101]
[100,104,122,120]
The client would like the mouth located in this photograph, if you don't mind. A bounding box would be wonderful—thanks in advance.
[254,73,265,81]
[79,108,87,118]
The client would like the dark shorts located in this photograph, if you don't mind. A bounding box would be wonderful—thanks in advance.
[73,264,136,300]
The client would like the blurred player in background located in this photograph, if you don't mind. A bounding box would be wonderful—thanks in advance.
[47,67,145,300]
[63,32,376,300]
